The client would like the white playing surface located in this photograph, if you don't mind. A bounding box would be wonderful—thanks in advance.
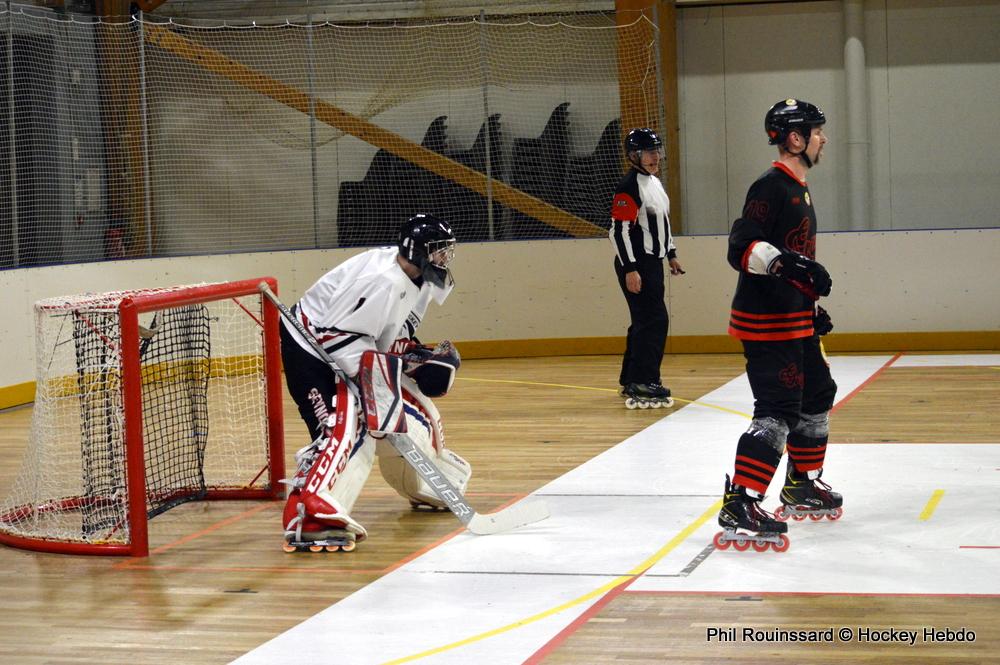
[233,354,1000,665]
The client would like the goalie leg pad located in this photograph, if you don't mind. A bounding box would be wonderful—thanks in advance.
[376,378,472,509]
[282,380,373,541]
[378,448,471,510]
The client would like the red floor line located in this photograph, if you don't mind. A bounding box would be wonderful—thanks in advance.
[622,589,1000,598]
[830,352,903,414]
[380,493,532,575]
[829,441,1000,445]
[959,546,1000,549]
[521,575,639,665]
[520,353,913,663]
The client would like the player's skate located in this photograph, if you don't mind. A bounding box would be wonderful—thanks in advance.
[279,400,373,554]
[622,382,674,409]
[775,466,843,522]
[282,492,364,553]
[714,475,789,552]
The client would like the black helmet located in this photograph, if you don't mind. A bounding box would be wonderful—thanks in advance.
[398,213,456,288]
[765,98,826,146]
[624,128,664,171]
[625,127,663,153]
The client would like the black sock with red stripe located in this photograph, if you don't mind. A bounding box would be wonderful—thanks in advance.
[786,431,827,475]
[732,432,782,495]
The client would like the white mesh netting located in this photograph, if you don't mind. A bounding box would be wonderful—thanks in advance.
[0,5,663,267]
[0,282,275,548]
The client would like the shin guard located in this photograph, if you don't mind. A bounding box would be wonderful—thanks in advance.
[786,411,829,475]
[732,416,788,495]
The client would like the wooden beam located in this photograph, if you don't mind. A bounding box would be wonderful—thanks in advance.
[144,25,603,239]
[95,1,150,256]
[617,1,683,235]
[657,1,683,235]
[132,0,168,11]
[615,1,658,163]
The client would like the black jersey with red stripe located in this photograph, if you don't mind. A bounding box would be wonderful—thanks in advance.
[727,162,818,341]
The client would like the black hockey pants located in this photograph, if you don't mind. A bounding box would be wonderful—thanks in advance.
[742,335,837,431]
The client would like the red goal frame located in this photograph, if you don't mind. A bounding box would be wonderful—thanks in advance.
[0,278,285,557]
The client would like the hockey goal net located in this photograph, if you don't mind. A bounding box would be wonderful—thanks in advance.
[0,278,285,556]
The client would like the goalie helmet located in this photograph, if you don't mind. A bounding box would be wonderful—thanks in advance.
[765,98,826,146]
[624,128,663,169]
[398,213,456,289]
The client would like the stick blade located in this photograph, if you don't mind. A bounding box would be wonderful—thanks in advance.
[467,500,550,535]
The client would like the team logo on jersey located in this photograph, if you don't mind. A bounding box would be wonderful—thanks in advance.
[785,218,815,258]
[805,192,811,206]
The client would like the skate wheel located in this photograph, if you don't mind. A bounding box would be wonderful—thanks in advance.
[792,512,806,521]
[733,537,751,552]
[771,534,790,552]
[752,539,770,553]
[282,543,297,553]
[774,506,789,522]
[323,545,342,553]
[712,532,730,550]
[638,400,650,409]
[828,507,843,521]
[308,545,324,553]
[341,540,357,553]
[664,398,674,408]
[809,512,823,521]
[625,398,638,409]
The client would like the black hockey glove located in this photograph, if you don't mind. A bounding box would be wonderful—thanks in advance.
[771,251,832,299]
[814,306,833,336]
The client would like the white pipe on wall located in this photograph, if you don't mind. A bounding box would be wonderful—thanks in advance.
[843,0,871,230]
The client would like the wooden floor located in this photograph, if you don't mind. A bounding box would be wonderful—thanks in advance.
[0,353,997,664]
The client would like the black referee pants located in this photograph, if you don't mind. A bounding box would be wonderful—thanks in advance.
[615,255,668,386]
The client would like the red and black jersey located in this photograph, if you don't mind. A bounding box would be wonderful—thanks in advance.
[727,162,818,341]
[609,168,676,271]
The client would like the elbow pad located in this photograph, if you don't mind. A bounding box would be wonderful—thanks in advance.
[744,241,783,275]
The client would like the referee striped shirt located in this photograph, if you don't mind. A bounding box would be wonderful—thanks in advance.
[609,168,676,270]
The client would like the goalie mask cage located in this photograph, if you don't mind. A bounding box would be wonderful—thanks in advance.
[0,278,285,557]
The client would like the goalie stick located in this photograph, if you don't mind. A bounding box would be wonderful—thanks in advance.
[258,282,549,535]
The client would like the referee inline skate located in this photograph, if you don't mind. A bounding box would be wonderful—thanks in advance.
[714,475,789,552]
[622,382,674,409]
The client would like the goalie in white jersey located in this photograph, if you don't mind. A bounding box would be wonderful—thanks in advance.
[279,213,471,551]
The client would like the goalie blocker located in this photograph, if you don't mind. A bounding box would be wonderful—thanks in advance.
[359,349,472,510]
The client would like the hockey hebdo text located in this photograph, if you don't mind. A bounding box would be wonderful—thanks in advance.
[706,626,976,646]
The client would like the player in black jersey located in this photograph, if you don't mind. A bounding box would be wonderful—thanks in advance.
[714,99,842,553]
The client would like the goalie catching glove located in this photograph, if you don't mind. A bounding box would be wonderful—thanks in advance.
[401,340,461,398]
[770,251,832,299]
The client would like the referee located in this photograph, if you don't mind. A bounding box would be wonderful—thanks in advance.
[609,128,685,408]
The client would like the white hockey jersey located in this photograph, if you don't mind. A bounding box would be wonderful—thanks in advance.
[285,246,453,376]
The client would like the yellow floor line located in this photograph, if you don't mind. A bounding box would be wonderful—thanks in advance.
[457,376,752,419]
[919,489,945,521]
[380,500,723,665]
